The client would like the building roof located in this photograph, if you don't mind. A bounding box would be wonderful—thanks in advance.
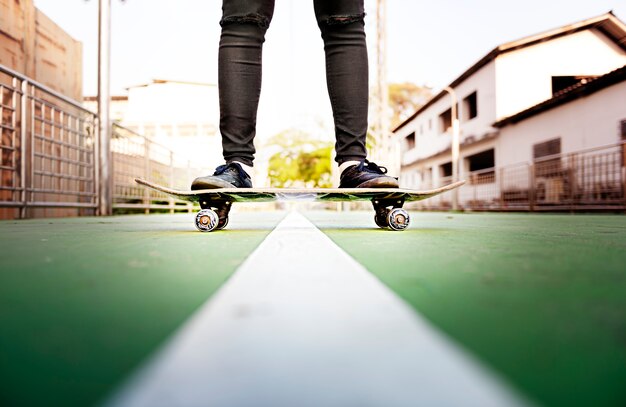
[393,11,626,133]
[126,79,217,89]
[83,95,129,102]
[83,79,217,100]
[493,64,626,127]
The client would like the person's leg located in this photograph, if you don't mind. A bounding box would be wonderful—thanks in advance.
[313,0,368,165]
[313,0,398,188]
[219,0,275,167]
[192,0,274,189]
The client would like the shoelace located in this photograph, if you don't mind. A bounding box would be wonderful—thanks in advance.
[213,163,250,183]
[213,164,230,176]
[357,160,388,174]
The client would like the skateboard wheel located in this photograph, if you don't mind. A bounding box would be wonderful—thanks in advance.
[216,216,229,230]
[195,209,219,232]
[387,208,410,231]
[374,213,389,228]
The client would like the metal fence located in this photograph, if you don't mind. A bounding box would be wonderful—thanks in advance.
[413,142,626,212]
[0,64,208,219]
[111,124,207,213]
[1,65,98,219]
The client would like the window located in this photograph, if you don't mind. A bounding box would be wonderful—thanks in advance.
[177,123,198,137]
[533,138,561,159]
[428,118,432,130]
[533,138,561,177]
[551,76,597,95]
[405,132,416,150]
[468,149,494,171]
[159,124,173,136]
[201,124,218,136]
[440,162,452,178]
[466,149,495,184]
[439,109,452,133]
[463,92,478,121]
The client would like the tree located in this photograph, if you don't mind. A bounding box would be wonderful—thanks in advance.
[266,129,333,188]
[388,82,432,128]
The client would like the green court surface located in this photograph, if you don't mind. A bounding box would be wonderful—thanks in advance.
[0,212,285,407]
[305,211,626,407]
[1,210,625,407]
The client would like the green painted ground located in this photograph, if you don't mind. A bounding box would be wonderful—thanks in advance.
[3,210,625,407]
[0,211,285,407]
[305,211,626,407]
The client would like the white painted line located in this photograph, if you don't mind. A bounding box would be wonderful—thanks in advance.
[105,211,531,407]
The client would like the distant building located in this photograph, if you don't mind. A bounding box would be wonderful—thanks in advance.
[394,12,626,197]
[85,79,222,169]
[0,0,82,100]
[494,65,626,165]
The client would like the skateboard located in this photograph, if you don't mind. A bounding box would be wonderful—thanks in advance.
[135,178,465,232]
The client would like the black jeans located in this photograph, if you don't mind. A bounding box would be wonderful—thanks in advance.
[219,0,369,166]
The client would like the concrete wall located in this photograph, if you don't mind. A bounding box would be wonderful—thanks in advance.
[398,61,498,168]
[0,0,82,100]
[496,80,626,167]
[495,29,626,121]
[398,59,500,170]
[454,60,498,140]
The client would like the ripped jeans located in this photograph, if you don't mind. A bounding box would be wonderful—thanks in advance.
[219,0,368,166]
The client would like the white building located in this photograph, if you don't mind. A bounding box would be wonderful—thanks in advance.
[494,66,626,165]
[85,79,221,169]
[395,12,626,202]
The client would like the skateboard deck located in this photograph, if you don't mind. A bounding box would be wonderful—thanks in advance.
[135,178,465,232]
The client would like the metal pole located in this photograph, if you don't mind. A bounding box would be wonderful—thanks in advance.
[144,139,150,214]
[378,0,394,174]
[20,80,28,218]
[169,151,174,214]
[98,0,112,215]
[529,163,536,212]
[372,0,390,168]
[622,143,626,212]
[444,86,460,210]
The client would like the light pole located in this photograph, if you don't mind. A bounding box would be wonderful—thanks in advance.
[98,0,112,215]
[373,0,391,170]
[443,86,460,211]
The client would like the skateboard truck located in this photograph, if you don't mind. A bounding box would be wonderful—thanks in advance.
[372,197,410,231]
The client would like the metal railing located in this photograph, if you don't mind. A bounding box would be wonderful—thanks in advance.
[411,142,626,212]
[111,124,209,213]
[0,64,210,218]
[0,64,98,219]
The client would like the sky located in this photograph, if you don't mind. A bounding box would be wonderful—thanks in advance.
[33,0,626,140]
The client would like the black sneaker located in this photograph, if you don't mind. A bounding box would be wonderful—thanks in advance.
[339,160,399,188]
[191,162,252,189]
